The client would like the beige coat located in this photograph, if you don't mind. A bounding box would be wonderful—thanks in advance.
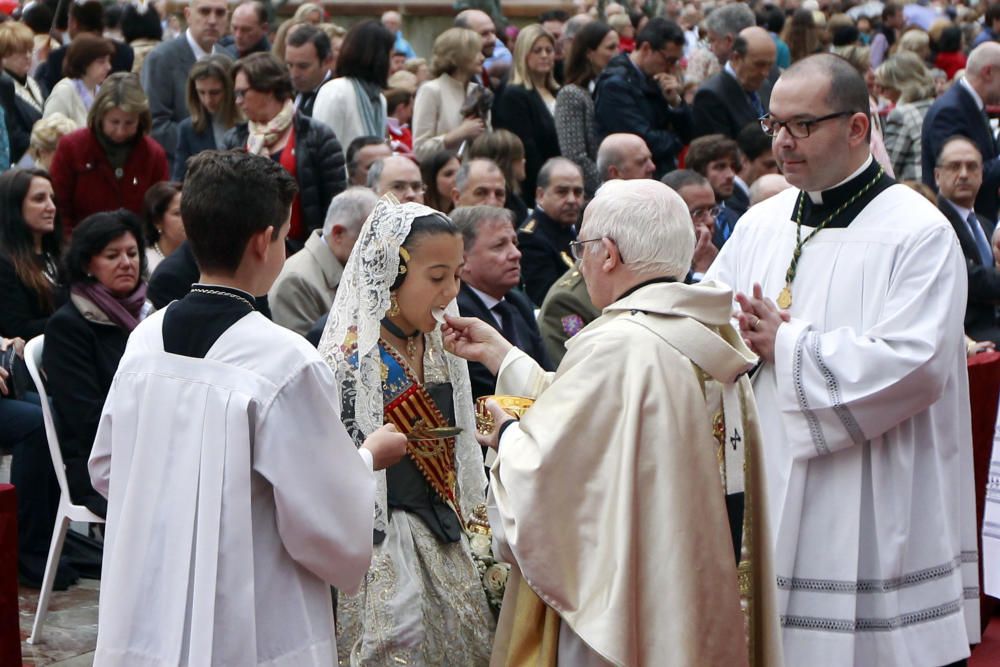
[412,73,489,159]
[43,78,89,127]
[269,230,343,336]
[488,280,783,667]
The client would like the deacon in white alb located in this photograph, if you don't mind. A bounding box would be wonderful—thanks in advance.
[706,53,981,667]
[88,151,407,667]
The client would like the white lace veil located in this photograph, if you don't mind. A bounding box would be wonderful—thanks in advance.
[318,195,487,535]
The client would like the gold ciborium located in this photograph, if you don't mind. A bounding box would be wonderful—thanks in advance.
[475,395,535,434]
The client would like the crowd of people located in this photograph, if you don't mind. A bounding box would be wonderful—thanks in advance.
[0,0,998,664]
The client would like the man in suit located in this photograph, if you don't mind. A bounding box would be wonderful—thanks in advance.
[685,134,741,247]
[451,158,507,208]
[346,136,391,186]
[270,188,375,336]
[35,0,133,95]
[693,27,775,140]
[218,1,270,59]
[368,156,425,204]
[921,42,1000,222]
[285,24,333,119]
[539,145,656,361]
[727,120,779,218]
[142,0,230,168]
[595,133,656,182]
[518,158,585,306]
[594,18,693,177]
[452,206,553,397]
[934,136,1000,343]
[701,2,755,67]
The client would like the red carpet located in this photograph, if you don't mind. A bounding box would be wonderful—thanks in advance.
[972,613,1000,666]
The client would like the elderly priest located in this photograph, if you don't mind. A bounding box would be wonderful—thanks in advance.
[443,178,782,667]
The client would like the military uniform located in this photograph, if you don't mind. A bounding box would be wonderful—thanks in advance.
[537,267,600,364]
[517,207,577,306]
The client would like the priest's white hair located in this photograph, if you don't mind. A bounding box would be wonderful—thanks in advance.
[582,178,695,279]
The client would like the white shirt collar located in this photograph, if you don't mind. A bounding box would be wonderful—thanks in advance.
[185,29,209,61]
[724,61,738,81]
[959,76,985,111]
[806,154,873,204]
[468,284,502,311]
[945,198,975,224]
[734,175,749,196]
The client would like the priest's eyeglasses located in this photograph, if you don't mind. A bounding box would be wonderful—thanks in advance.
[570,238,617,261]
[759,111,856,139]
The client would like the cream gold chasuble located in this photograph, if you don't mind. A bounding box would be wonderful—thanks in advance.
[486,280,783,667]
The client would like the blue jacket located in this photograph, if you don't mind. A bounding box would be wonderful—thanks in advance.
[172,116,218,181]
[593,53,693,177]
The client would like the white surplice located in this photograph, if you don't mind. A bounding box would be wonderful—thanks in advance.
[705,184,981,667]
[986,421,1000,597]
[88,308,376,667]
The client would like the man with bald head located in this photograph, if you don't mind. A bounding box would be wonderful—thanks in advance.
[451,158,507,208]
[707,52,980,667]
[221,1,269,57]
[747,172,790,205]
[381,10,416,60]
[922,41,1000,221]
[368,156,425,204]
[455,9,510,88]
[518,157,585,305]
[693,27,776,139]
[596,133,656,183]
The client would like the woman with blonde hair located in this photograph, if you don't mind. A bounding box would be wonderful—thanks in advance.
[412,27,488,158]
[293,2,323,24]
[23,113,77,170]
[896,28,931,63]
[173,55,239,180]
[492,24,560,207]
[876,51,936,180]
[49,72,168,232]
[0,21,44,163]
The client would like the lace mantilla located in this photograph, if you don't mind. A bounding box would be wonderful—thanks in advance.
[318,195,486,534]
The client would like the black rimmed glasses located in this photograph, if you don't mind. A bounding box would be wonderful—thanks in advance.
[759,111,858,139]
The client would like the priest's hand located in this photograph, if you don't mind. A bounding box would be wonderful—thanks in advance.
[361,424,408,471]
[475,399,514,450]
[0,366,8,397]
[735,283,790,364]
[442,315,513,375]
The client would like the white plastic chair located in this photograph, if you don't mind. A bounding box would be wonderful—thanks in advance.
[22,335,105,645]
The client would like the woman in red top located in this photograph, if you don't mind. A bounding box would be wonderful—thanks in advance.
[933,25,967,81]
[49,72,168,233]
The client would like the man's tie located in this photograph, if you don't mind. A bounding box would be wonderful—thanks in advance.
[968,211,994,266]
[748,91,764,118]
[492,300,522,348]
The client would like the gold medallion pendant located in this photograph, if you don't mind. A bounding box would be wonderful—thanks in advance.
[777,286,792,309]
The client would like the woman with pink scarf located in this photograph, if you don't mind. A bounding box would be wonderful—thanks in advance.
[43,209,152,519]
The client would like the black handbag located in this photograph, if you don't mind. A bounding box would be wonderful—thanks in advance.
[0,345,30,400]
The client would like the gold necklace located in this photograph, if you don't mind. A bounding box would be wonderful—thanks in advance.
[381,318,421,363]
[777,166,884,309]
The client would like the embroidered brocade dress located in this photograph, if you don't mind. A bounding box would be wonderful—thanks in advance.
[336,334,494,666]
